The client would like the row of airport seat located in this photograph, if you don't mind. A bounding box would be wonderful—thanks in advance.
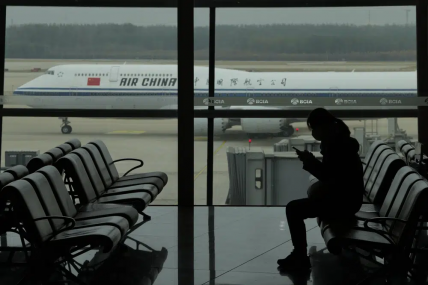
[397,140,428,179]
[0,139,168,283]
[311,140,428,283]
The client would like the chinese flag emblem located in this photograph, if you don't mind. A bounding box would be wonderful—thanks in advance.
[87,77,101,86]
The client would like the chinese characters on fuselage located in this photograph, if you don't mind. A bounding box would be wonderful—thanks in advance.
[119,77,287,87]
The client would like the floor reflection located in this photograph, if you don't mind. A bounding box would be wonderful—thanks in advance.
[79,242,168,285]
[0,207,418,285]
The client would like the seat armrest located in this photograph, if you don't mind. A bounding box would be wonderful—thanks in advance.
[110,158,144,177]
[33,216,76,242]
[363,217,408,245]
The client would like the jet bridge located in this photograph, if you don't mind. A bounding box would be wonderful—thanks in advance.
[226,120,416,206]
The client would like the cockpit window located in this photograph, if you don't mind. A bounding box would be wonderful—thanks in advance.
[45,70,55,75]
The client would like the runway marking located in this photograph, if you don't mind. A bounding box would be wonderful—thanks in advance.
[194,136,207,141]
[107,130,146,135]
[194,140,227,181]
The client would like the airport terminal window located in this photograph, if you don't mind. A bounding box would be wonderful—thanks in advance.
[208,116,418,205]
[193,7,418,111]
[1,116,178,205]
[4,6,178,109]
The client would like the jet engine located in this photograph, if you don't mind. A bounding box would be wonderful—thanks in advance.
[194,118,230,136]
[241,118,295,137]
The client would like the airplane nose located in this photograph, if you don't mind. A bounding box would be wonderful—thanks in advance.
[12,87,21,96]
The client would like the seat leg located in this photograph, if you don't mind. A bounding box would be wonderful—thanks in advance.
[56,264,88,285]
[141,212,151,221]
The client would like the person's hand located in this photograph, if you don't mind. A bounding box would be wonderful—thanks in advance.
[297,150,315,163]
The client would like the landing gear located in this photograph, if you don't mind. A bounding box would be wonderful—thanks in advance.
[282,125,295,137]
[60,117,73,134]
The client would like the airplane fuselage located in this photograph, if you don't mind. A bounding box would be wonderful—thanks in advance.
[12,64,417,136]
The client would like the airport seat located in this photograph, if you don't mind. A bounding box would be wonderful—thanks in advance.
[362,151,406,206]
[56,153,152,213]
[0,166,30,235]
[72,148,159,200]
[36,166,139,229]
[319,171,428,284]
[355,167,420,221]
[45,147,65,162]
[22,170,134,237]
[317,150,405,226]
[401,144,415,164]
[65,138,82,150]
[56,143,73,155]
[1,179,123,283]
[362,140,388,174]
[397,139,410,152]
[26,153,54,173]
[88,140,168,185]
[3,165,29,180]
[311,140,390,205]
[78,145,163,195]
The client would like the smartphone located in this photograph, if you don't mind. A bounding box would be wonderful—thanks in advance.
[292,146,302,154]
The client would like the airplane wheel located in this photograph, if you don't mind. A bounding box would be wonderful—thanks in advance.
[282,126,295,137]
[61,125,72,134]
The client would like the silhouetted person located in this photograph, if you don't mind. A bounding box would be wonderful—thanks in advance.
[277,108,364,271]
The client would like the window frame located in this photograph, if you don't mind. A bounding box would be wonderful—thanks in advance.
[1,1,427,208]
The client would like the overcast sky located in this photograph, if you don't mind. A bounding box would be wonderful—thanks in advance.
[6,6,416,27]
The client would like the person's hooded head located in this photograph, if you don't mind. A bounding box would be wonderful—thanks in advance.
[306,108,351,141]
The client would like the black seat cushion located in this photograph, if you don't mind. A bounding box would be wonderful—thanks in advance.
[118,172,168,185]
[88,140,168,187]
[71,149,159,201]
[397,140,410,152]
[365,153,406,205]
[74,216,129,237]
[56,155,152,212]
[321,174,428,255]
[27,154,54,174]
[65,139,82,150]
[56,144,73,155]
[76,203,139,227]
[97,192,152,213]
[5,165,30,179]
[46,148,65,161]
[3,179,122,253]
[37,166,139,229]
[104,184,158,202]
[49,225,122,253]
[110,177,164,194]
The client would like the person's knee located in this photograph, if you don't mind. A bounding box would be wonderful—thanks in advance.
[286,199,300,216]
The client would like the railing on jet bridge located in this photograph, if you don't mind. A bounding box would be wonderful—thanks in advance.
[273,136,321,153]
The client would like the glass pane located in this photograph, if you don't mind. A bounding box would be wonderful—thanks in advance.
[2,117,178,205]
[4,7,178,110]
[194,6,421,110]
[213,117,417,205]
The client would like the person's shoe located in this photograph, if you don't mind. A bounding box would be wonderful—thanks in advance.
[277,250,311,271]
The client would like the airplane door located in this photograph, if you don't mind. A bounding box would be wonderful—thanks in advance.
[109,66,120,82]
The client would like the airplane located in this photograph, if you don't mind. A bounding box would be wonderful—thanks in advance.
[12,64,417,137]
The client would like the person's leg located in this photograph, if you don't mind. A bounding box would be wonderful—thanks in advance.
[277,198,326,270]
[287,198,321,251]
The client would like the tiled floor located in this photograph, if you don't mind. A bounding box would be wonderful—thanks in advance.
[0,207,419,284]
